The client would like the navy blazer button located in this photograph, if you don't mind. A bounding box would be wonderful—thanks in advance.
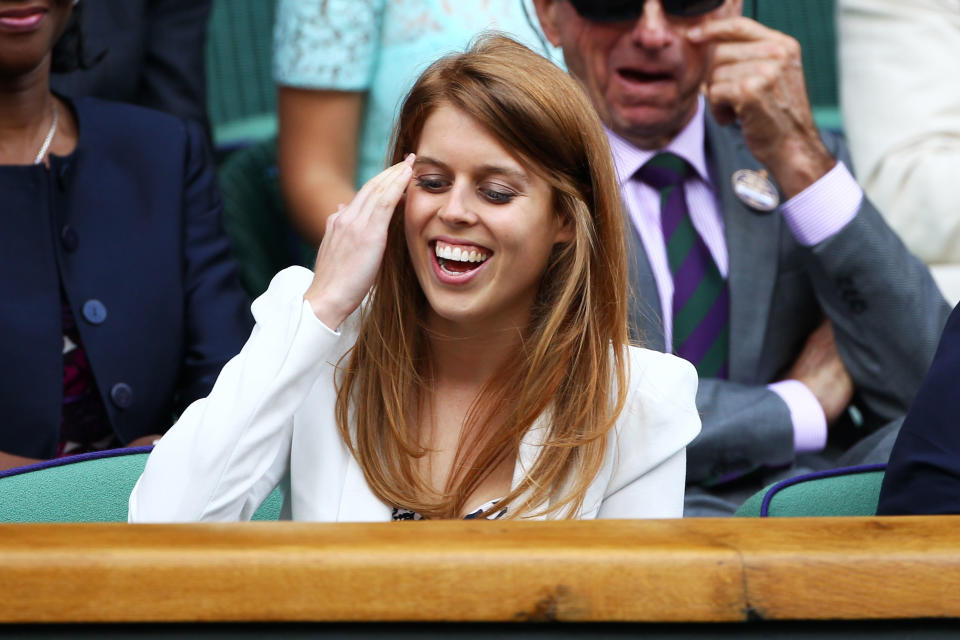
[110,383,133,409]
[82,299,107,325]
[60,225,78,252]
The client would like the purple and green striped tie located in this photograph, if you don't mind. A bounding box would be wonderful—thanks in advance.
[639,152,730,379]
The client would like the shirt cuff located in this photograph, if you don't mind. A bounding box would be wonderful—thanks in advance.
[301,299,343,336]
[767,380,828,454]
[779,161,863,247]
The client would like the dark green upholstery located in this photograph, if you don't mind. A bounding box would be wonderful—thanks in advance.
[734,465,885,517]
[206,0,278,149]
[218,138,313,299]
[0,450,283,522]
[751,0,841,131]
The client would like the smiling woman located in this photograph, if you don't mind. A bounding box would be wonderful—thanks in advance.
[129,35,702,523]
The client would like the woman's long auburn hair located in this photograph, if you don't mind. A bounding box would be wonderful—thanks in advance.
[335,34,631,519]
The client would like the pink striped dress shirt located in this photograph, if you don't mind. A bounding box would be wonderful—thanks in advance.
[606,97,863,454]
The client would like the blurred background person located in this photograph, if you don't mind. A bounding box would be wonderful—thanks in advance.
[0,0,251,469]
[838,0,960,302]
[273,0,561,245]
[50,0,213,143]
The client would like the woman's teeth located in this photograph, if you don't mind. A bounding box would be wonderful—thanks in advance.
[434,242,490,275]
[434,243,489,264]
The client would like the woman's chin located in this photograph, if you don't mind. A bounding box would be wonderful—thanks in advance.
[423,297,482,329]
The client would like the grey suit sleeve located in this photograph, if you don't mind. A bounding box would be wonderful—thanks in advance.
[803,140,950,424]
[687,379,795,484]
[685,135,949,486]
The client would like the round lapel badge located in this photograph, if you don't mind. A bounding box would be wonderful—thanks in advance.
[731,169,779,213]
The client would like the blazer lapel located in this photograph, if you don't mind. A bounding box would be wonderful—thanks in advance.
[337,453,392,522]
[705,114,782,381]
[512,417,549,521]
[513,414,612,520]
[624,205,667,351]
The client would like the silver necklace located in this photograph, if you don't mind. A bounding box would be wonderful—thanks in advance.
[33,102,59,165]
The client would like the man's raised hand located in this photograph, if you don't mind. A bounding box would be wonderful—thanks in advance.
[690,17,835,198]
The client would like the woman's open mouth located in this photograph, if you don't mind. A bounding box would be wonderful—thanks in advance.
[431,240,491,282]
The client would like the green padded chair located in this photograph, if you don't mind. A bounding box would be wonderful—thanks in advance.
[750,0,841,132]
[206,0,278,151]
[218,138,314,299]
[0,448,283,523]
[734,464,885,517]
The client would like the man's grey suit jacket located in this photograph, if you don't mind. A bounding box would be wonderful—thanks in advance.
[623,113,951,514]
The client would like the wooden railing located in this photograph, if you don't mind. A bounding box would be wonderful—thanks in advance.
[1,517,959,624]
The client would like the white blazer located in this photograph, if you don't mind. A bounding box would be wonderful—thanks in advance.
[128,267,701,522]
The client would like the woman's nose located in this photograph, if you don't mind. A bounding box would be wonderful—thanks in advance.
[436,185,478,225]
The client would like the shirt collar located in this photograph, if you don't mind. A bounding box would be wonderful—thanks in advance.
[605,95,711,187]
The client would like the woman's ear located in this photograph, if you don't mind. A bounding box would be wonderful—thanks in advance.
[553,218,575,245]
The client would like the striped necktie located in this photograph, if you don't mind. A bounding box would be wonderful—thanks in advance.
[639,152,730,378]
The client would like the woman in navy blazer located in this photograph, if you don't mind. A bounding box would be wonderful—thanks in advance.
[878,302,960,515]
[0,0,251,467]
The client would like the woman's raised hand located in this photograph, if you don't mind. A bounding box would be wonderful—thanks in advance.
[304,154,415,329]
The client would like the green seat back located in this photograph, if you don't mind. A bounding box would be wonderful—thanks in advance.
[0,450,283,522]
[751,0,841,131]
[218,138,313,299]
[734,465,885,517]
[206,0,278,149]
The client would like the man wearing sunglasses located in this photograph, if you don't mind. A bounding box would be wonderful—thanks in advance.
[534,0,950,515]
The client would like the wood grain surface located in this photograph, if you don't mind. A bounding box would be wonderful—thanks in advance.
[0,517,957,623]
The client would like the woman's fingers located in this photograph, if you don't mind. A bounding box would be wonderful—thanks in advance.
[304,154,415,328]
[361,154,415,226]
[341,155,414,225]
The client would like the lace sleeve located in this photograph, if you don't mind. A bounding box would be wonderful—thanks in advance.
[273,0,383,90]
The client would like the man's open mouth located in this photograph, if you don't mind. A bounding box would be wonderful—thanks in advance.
[617,68,674,83]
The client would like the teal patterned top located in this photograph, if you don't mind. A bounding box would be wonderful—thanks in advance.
[273,0,562,186]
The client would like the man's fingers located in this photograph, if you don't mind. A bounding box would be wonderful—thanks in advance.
[708,101,737,127]
[687,16,778,44]
[704,78,743,117]
[707,59,780,89]
[709,39,797,68]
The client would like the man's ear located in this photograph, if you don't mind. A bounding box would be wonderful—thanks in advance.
[724,0,744,18]
[532,0,564,47]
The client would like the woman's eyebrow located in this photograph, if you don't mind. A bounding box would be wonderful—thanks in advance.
[412,155,447,169]
[478,164,530,185]
[413,156,529,185]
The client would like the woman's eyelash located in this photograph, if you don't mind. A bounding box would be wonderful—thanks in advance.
[482,188,515,203]
[414,176,516,203]
[415,177,446,190]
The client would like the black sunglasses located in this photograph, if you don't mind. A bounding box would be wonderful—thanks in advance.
[568,0,725,21]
